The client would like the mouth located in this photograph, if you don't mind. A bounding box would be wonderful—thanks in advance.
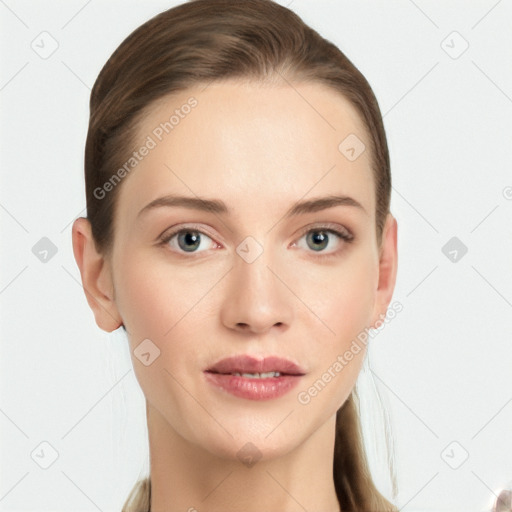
[205,370,293,378]
[203,354,306,401]
[204,354,306,377]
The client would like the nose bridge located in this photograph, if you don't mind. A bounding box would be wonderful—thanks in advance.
[234,233,280,298]
[221,233,293,332]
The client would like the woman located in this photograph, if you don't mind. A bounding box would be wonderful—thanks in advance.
[72,0,399,510]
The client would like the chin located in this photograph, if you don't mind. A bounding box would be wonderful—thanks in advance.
[213,438,296,466]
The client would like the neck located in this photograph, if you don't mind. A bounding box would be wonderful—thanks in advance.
[146,402,341,512]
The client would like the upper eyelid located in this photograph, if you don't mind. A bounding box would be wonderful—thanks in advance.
[161,222,351,237]
[298,222,352,237]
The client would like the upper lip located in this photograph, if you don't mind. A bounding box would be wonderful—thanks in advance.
[205,355,306,376]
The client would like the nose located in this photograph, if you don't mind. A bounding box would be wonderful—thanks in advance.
[219,242,294,335]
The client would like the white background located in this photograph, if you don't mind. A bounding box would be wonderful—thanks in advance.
[1,1,511,511]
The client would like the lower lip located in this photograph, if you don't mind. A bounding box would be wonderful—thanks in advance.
[203,372,302,401]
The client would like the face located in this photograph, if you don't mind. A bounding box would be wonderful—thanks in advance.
[75,79,397,462]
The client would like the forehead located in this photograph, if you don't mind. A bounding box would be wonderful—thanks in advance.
[116,80,374,226]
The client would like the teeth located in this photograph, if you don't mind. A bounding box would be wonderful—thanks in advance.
[232,371,281,378]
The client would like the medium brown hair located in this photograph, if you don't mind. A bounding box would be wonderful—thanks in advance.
[83,0,396,510]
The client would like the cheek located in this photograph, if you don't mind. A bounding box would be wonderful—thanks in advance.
[331,272,374,337]
[114,254,210,373]
[115,252,192,335]
[303,251,377,346]
[297,259,375,412]
[114,259,196,409]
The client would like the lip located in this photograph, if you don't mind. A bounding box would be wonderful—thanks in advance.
[204,372,303,401]
[204,355,306,401]
[205,355,306,376]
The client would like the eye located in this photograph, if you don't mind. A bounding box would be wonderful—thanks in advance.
[158,223,354,258]
[293,224,354,258]
[159,226,219,254]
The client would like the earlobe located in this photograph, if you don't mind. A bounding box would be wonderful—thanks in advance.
[369,213,398,329]
[71,217,123,332]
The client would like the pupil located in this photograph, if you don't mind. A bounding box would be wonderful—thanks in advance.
[308,231,328,251]
[178,231,201,252]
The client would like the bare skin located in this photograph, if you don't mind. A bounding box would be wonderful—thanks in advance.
[72,79,398,512]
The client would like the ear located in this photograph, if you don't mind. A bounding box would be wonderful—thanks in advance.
[71,217,123,332]
[370,213,398,328]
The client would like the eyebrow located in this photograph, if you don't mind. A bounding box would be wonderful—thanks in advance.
[137,193,367,220]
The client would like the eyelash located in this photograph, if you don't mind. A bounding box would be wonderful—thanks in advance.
[158,223,354,260]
